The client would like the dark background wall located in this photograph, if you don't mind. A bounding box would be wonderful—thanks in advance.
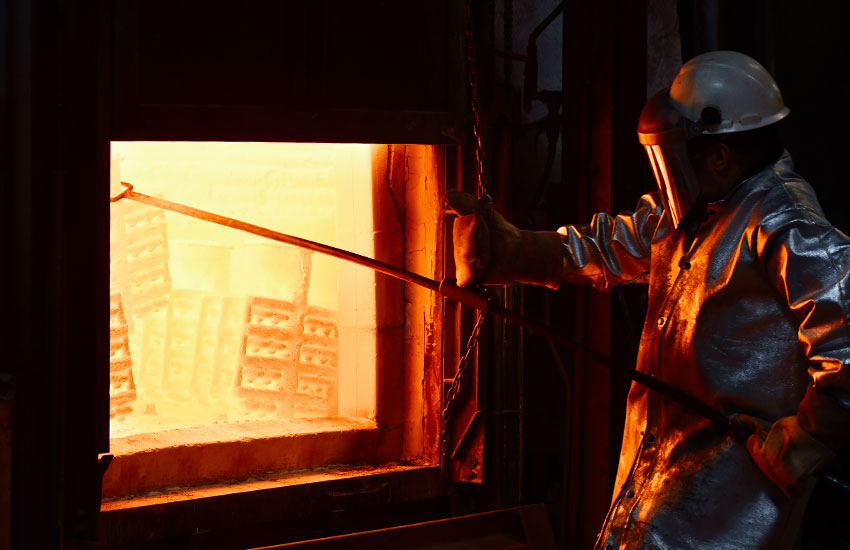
[678,0,850,234]
[3,1,849,549]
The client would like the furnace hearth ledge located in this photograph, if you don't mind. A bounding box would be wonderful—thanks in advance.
[97,464,443,547]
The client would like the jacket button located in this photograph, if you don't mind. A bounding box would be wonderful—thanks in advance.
[657,317,666,327]
[678,257,691,269]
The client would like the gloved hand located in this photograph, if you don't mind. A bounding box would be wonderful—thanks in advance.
[446,190,564,288]
[732,388,850,498]
[732,413,834,497]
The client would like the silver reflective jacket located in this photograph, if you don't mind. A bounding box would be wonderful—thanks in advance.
[557,152,850,549]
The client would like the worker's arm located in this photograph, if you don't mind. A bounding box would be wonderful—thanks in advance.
[447,190,667,290]
[556,192,667,291]
[738,206,850,497]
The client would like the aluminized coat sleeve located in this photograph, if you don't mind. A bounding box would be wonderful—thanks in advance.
[556,193,669,291]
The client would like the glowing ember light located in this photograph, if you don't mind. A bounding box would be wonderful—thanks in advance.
[109,142,377,440]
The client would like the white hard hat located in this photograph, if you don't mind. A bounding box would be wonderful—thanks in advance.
[637,51,789,228]
[669,50,789,135]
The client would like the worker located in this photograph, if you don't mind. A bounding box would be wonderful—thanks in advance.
[447,50,850,549]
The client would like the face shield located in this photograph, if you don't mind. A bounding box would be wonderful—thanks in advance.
[638,90,701,229]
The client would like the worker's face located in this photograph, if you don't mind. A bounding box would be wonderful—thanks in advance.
[689,143,734,203]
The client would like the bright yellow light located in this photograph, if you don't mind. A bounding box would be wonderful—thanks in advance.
[109,142,377,439]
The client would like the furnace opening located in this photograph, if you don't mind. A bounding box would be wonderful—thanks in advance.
[105,142,443,499]
[109,142,378,441]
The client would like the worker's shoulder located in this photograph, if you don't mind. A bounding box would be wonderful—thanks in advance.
[754,159,830,230]
[756,182,850,264]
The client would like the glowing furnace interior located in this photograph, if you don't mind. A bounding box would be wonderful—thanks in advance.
[109,142,380,442]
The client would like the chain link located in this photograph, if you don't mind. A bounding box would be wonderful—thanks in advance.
[442,0,490,444]
[442,311,487,426]
[463,0,488,199]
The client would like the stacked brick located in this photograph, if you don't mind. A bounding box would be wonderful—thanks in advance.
[109,188,171,421]
[237,298,338,420]
[109,215,342,425]
[109,292,136,421]
[294,306,338,419]
[237,297,304,419]
[110,198,172,322]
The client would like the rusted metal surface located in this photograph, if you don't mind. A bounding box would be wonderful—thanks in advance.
[448,410,486,483]
[441,310,486,484]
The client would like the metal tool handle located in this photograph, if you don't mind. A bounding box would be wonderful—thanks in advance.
[111,182,848,493]
[109,181,733,431]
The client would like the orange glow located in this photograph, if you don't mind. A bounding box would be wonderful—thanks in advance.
[109,142,378,440]
[647,144,683,225]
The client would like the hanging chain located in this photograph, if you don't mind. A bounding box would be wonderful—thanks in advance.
[442,0,490,443]
[442,310,487,425]
[463,0,488,199]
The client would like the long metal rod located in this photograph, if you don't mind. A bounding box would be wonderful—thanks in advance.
[111,182,739,436]
[114,183,444,289]
[112,183,849,491]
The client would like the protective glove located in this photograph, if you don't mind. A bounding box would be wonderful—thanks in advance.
[446,190,564,288]
[732,387,850,498]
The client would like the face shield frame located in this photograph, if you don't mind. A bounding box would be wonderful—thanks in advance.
[638,90,702,229]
